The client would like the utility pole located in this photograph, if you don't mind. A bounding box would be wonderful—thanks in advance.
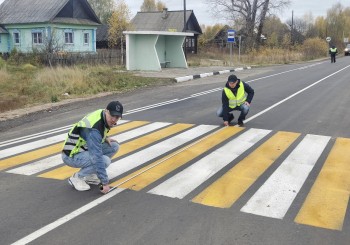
[184,0,187,59]
[291,10,294,45]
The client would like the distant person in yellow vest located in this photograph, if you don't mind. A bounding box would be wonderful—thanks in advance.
[217,74,254,127]
[329,45,338,63]
[62,101,123,194]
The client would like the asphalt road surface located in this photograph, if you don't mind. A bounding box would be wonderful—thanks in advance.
[1,57,350,245]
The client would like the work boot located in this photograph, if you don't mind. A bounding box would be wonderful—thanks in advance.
[238,120,244,127]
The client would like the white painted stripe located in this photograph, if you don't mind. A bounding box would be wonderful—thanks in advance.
[115,122,171,142]
[175,76,193,82]
[148,128,271,199]
[107,125,218,179]
[7,155,63,175]
[0,134,66,160]
[241,134,330,219]
[246,63,323,83]
[11,188,125,245]
[0,125,71,147]
[200,73,213,78]
[190,88,221,97]
[0,120,128,160]
[6,122,171,176]
[125,100,179,113]
[219,70,230,74]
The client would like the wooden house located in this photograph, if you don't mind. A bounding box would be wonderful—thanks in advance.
[0,0,101,54]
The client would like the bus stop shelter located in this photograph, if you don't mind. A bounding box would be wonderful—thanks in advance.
[123,31,194,71]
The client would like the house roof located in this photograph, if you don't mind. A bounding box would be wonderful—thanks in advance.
[0,0,100,25]
[131,10,202,35]
[0,25,8,33]
[210,25,231,42]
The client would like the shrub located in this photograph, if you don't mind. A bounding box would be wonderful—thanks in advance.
[301,38,328,60]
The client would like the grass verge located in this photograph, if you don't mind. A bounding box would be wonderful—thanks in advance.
[0,64,174,113]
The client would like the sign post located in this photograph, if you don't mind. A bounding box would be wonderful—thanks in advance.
[227,29,236,66]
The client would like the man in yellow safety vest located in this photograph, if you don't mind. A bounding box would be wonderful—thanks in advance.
[62,101,123,194]
[329,45,338,63]
[217,74,254,127]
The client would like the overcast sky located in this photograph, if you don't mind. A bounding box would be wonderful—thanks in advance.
[0,0,349,26]
[126,0,350,25]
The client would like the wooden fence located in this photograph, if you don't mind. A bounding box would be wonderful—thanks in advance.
[3,49,125,67]
[44,49,124,67]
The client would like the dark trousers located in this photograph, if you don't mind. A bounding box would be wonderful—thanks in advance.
[331,54,336,63]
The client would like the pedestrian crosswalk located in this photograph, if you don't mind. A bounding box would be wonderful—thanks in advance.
[1,120,350,231]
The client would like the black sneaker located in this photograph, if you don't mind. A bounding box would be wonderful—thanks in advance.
[238,120,244,127]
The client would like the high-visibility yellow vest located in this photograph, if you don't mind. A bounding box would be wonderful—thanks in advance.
[224,82,247,108]
[63,109,108,157]
[330,48,337,53]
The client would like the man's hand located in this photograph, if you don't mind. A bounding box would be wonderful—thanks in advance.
[105,137,118,146]
[244,101,250,106]
[100,184,111,194]
[224,121,230,126]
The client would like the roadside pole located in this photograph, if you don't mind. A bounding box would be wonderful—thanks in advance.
[239,36,241,63]
[227,29,235,66]
[230,42,232,66]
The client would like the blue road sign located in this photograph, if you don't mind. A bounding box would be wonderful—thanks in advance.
[227,29,236,43]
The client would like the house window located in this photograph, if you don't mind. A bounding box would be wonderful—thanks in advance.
[84,33,89,45]
[65,32,73,44]
[13,32,20,44]
[32,32,43,44]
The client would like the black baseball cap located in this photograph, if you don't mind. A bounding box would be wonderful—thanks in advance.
[106,101,123,117]
[228,75,238,82]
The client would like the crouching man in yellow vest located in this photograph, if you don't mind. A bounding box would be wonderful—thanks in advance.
[62,101,123,194]
[217,75,254,127]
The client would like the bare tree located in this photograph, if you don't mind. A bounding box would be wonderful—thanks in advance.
[205,0,290,49]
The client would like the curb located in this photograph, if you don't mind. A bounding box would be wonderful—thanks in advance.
[175,66,252,83]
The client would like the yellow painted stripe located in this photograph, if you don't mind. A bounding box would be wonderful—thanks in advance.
[39,123,193,180]
[108,121,149,136]
[110,127,244,190]
[295,138,350,230]
[0,144,62,171]
[192,131,300,208]
[0,121,148,171]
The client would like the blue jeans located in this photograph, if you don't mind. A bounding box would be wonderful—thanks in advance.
[62,141,119,178]
[216,104,250,122]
